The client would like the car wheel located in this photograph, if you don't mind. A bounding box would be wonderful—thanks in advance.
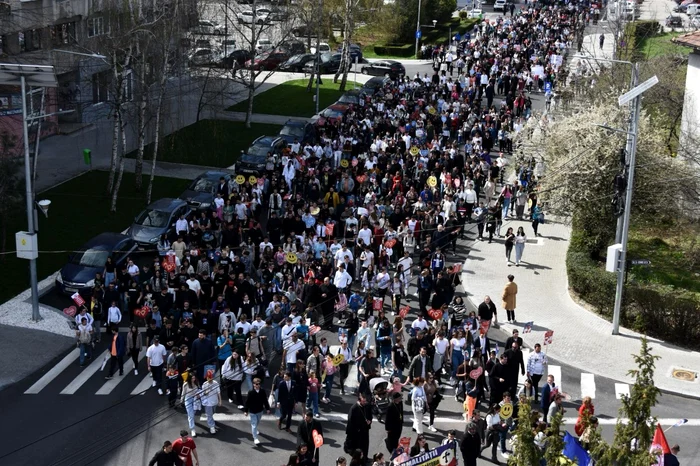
[361,68,368,74]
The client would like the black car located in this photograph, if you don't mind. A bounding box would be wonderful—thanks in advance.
[278,119,316,146]
[128,198,191,245]
[234,136,286,174]
[221,49,252,69]
[303,52,343,74]
[279,53,315,72]
[279,41,307,56]
[666,15,683,27]
[360,60,405,79]
[336,89,365,106]
[337,43,363,62]
[361,76,391,96]
[179,171,232,210]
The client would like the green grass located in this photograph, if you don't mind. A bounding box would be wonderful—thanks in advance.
[226,79,360,117]
[361,47,414,59]
[127,120,281,168]
[0,171,191,306]
[628,225,700,293]
[637,32,691,59]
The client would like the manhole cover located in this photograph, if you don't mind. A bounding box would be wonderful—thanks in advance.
[671,368,697,381]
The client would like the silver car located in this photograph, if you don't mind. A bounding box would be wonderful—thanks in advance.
[128,198,191,245]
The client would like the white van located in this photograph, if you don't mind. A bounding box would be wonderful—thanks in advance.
[687,4,700,16]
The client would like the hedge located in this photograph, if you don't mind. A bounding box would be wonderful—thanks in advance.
[373,43,415,57]
[618,20,661,61]
[567,242,700,350]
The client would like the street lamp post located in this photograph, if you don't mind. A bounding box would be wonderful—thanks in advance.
[415,0,422,58]
[0,63,58,322]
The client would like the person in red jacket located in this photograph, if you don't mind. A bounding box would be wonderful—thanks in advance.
[574,396,595,437]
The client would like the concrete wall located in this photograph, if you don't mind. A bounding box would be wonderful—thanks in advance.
[680,51,700,158]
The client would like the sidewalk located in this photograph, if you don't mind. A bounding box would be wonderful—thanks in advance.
[461,219,700,399]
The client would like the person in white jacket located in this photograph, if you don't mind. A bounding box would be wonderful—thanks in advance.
[106,302,122,326]
[282,161,295,191]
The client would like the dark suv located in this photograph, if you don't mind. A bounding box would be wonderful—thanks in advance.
[360,60,406,79]
[278,119,316,146]
[234,136,286,174]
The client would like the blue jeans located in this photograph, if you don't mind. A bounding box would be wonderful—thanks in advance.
[515,242,525,263]
[273,324,282,351]
[392,369,405,382]
[250,411,263,439]
[347,334,356,352]
[204,405,216,428]
[502,198,511,218]
[104,272,115,288]
[324,374,334,399]
[451,350,464,377]
[185,397,196,429]
[308,391,319,415]
[380,347,391,368]
[79,343,92,365]
[244,374,253,393]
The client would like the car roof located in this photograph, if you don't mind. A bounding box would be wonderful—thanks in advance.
[147,198,187,212]
[197,171,231,181]
[363,76,390,87]
[81,232,131,249]
[253,136,282,145]
[385,60,400,64]
[284,119,309,127]
[343,89,362,96]
[329,103,350,110]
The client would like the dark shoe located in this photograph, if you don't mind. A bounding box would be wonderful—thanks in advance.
[105,376,113,380]
[277,420,282,430]
[119,372,124,376]
[285,428,292,433]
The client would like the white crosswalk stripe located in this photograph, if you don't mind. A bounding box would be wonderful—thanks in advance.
[615,383,631,399]
[24,348,80,395]
[60,350,109,395]
[131,373,156,395]
[580,373,596,399]
[96,350,146,395]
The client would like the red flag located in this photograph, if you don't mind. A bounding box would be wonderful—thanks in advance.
[650,423,671,465]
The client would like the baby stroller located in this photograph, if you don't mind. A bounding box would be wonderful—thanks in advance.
[370,377,390,422]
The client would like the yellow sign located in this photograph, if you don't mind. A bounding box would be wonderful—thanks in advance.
[340,159,349,168]
[409,146,420,156]
[428,107,437,115]
[235,175,246,185]
[332,354,345,367]
[427,176,437,187]
[182,371,189,383]
[501,402,513,419]
[248,175,257,185]
[285,252,298,264]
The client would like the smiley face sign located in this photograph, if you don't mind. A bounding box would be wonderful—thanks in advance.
[332,353,345,366]
[500,402,514,419]
[286,252,298,264]
[428,107,437,115]
[469,366,484,380]
[235,175,246,185]
[427,176,438,187]
[248,175,257,185]
[409,146,420,156]
[340,159,349,168]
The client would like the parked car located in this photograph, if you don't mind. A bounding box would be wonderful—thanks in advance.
[278,119,316,146]
[193,20,223,35]
[188,48,220,67]
[292,26,318,38]
[336,43,363,62]
[303,52,342,74]
[55,233,137,296]
[336,89,365,106]
[221,49,252,69]
[268,8,290,21]
[278,41,307,56]
[361,76,391,96]
[691,15,700,28]
[494,0,507,11]
[128,198,191,245]
[234,136,287,174]
[256,37,273,52]
[468,8,483,19]
[179,171,232,210]
[279,53,314,72]
[360,60,405,78]
[246,51,289,70]
[310,42,331,54]
[238,9,269,24]
[315,103,351,126]
[666,14,683,26]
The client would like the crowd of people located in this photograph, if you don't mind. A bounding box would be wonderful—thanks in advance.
[71,1,620,465]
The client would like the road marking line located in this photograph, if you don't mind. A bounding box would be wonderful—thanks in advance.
[202,413,700,426]
[615,383,631,399]
[580,373,596,399]
[131,373,155,395]
[549,364,562,392]
[25,348,80,394]
[96,350,146,395]
[60,350,109,395]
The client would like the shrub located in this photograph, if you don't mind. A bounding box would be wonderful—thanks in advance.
[373,43,415,57]
[618,20,661,61]
[459,11,468,21]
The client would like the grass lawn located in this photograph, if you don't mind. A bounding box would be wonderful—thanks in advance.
[227,79,360,117]
[0,171,191,306]
[628,224,700,293]
[637,32,691,59]
[127,120,281,168]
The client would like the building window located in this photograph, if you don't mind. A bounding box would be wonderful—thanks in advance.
[51,22,77,46]
[92,70,110,103]
[19,29,42,53]
[87,17,107,37]
[122,69,133,102]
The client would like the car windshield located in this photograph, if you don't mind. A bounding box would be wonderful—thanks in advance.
[338,94,358,104]
[190,178,214,193]
[135,209,170,228]
[241,154,267,163]
[70,248,111,267]
[280,126,305,138]
[247,143,272,156]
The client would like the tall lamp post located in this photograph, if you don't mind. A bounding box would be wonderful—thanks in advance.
[0,63,58,322]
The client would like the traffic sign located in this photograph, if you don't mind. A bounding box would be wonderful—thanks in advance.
[415,30,422,39]
[618,75,659,106]
[544,81,552,94]
[455,33,461,41]
[630,259,651,266]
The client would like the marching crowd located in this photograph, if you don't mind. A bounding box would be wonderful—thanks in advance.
[72,2,615,465]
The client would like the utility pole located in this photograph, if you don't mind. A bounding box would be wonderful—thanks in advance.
[415,0,422,58]
[314,0,322,114]
[615,65,638,243]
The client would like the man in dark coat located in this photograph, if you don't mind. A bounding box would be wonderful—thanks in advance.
[297,410,324,463]
[345,392,372,461]
[460,423,482,466]
[319,277,338,328]
[488,354,509,406]
[191,329,216,383]
[277,372,296,432]
[503,341,525,397]
[384,392,404,454]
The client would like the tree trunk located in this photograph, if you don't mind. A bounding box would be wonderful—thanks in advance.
[110,113,126,213]
[147,60,170,205]
[196,67,212,123]
[134,58,148,192]
[245,73,256,129]
[107,107,120,194]
[334,0,354,92]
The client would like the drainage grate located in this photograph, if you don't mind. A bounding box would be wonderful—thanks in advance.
[671,368,697,382]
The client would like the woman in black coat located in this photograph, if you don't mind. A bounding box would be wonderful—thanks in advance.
[460,422,482,466]
[409,436,430,457]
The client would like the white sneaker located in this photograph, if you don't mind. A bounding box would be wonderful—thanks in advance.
[191,429,197,437]
[166,389,171,396]
[254,438,261,445]
[229,398,233,403]
[134,369,138,376]
[151,381,157,387]
[210,427,216,434]
[429,425,437,432]
[237,405,244,409]
[314,414,321,418]
[265,370,270,377]
[158,388,163,395]
[501,452,510,459]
